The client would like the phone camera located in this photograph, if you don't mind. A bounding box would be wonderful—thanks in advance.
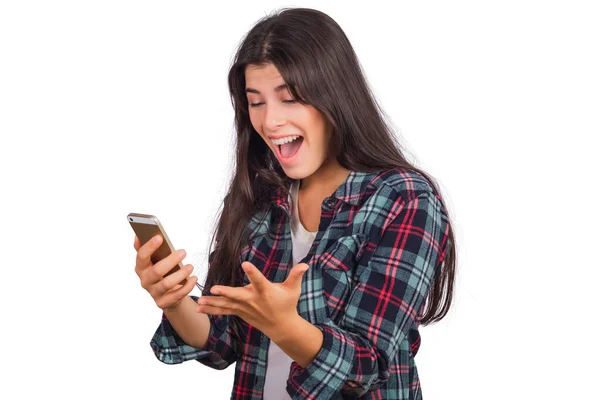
[129,217,133,222]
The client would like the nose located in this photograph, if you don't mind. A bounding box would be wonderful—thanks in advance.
[263,101,287,131]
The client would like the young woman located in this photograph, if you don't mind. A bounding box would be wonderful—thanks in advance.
[135,7,456,400]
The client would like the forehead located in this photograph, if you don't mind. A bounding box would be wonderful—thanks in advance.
[245,63,285,86]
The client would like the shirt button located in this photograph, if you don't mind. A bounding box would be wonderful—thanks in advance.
[325,198,336,208]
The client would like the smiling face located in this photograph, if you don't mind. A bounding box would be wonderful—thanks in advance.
[245,63,334,181]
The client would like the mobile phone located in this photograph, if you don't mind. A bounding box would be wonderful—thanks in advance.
[127,212,203,291]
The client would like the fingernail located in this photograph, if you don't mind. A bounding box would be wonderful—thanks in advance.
[153,235,162,244]
[186,264,193,271]
[178,249,186,258]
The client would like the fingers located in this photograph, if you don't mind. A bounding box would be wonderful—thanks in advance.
[241,262,269,290]
[134,233,200,311]
[197,296,245,317]
[282,262,309,289]
[135,234,163,271]
[210,285,252,303]
[198,296,239,311]
[155,273,198,310]
[141,248,187,290]
[196,304,236,316]
[153,248,187,278]
[151,262,194,298]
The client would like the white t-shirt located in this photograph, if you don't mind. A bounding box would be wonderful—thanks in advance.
[263,179,317,399]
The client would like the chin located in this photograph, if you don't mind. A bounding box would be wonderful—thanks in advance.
[281,166,309,180]
[282,170,304,180]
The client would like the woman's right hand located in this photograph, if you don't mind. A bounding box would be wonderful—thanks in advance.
[134,234,198,311]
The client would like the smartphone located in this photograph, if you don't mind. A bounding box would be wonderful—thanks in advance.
[127,212,203,291]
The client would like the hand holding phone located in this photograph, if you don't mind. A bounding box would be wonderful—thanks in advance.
[128,213,203,310]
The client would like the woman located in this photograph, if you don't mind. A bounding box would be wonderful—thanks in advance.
[135,7,456,400]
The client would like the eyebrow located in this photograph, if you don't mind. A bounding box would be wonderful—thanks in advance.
[245,83,289,94]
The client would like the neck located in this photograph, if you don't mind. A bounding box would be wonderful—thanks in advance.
[300,157,351,195]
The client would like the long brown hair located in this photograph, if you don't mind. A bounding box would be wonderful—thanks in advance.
[202,7,456,348]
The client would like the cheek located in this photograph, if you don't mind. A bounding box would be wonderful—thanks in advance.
[306,115,329,146]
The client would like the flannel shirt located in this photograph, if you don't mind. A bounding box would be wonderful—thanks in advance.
[151,167,451,399]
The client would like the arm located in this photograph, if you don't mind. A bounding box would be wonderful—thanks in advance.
[284,191,450,398]
[150,294,239,369]
[150,249,239,369]
[270,314,323,369]
[162,295,211,349]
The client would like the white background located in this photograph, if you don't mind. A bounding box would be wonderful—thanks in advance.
[1,1,598,399]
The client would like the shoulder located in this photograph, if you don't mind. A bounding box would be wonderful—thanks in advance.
[363,167,439,206]
[356,167,446,235]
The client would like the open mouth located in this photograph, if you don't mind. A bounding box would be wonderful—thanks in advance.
[275,136,304,161]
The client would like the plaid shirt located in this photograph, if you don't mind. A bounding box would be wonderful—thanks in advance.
[151,168,451,399]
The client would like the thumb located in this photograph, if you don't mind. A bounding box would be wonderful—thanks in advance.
[284,263,310,288]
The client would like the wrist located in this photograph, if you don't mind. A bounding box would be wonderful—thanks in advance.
[162,297,186,314]
[268,312,304,344]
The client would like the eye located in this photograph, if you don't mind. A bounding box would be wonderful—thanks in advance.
[248,99,297,108]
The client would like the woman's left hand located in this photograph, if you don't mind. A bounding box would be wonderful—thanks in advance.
[196,261,310,338]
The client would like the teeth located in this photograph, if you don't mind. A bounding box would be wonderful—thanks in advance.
[271,135,300,145]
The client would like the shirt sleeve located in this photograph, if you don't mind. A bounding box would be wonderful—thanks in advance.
[287,191,450,398]
[149,294,238,370]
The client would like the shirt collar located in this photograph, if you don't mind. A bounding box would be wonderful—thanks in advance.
[270,170,377,210]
